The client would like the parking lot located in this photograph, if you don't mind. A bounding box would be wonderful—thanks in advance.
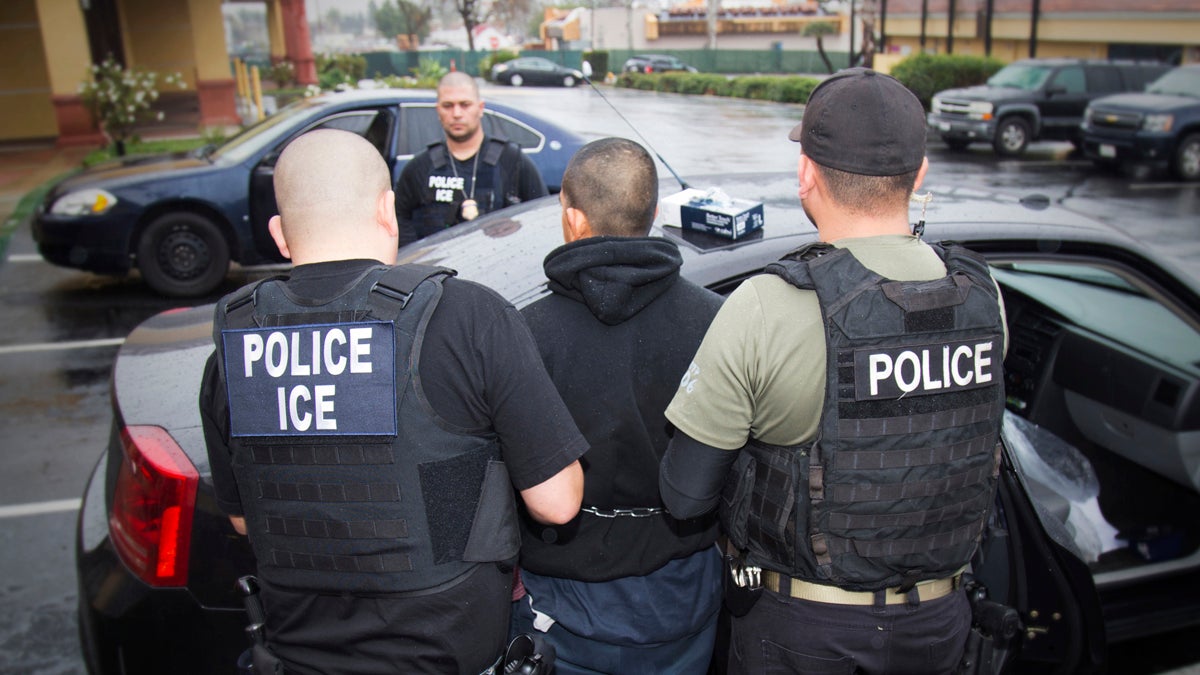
[1,83,1198,674]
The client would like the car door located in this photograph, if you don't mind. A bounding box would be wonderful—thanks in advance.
[248,107,397,261]
[1038,65,1090,139]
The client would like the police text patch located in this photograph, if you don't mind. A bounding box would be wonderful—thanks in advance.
[854,338,999,400]
[222,321,397,437]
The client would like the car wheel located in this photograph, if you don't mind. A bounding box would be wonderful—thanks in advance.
[993,117,1030,157]
[943,137,971,151]
[563,75,576,87]
[1172,133,1200,182]
[136,212,230,298]
[510,74,523,87]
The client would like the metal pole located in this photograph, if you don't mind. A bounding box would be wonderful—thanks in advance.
[1030,0,1041,58]
[947,0,956,54]
[879,0,887,54]
[920,0,928,50]
[984,0,994,56]
[849,0,856,68]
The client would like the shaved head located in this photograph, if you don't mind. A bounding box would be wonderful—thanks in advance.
[272,129,394,262]
[562,138,657,237]
[437,71,480,100]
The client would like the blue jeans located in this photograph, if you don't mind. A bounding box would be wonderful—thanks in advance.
[728,588,971,674]
[510,594,718,675]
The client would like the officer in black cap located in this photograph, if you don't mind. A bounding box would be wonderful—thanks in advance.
[199,128,586,674]
[659,68,1008,674]
[394,72,548,245]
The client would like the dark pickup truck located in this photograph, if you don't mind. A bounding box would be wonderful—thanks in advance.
[928,58,1170,156]
[1081,64,1200,182]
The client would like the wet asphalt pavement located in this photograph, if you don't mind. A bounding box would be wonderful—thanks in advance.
[0,83,1196,674]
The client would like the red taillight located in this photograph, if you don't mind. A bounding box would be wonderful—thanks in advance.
[646,66,654,73]
[109,425,199,587]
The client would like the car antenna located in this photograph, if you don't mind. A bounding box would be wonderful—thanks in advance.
[584,75,691,190]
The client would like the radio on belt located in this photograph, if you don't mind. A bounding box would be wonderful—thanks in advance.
[660,188,764,240]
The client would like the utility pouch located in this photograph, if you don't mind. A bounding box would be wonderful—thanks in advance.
[723,554,763,617]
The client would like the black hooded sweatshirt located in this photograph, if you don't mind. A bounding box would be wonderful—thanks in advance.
[519,236,723,581]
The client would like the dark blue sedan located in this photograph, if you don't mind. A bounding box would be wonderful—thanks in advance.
[32,89,586,297]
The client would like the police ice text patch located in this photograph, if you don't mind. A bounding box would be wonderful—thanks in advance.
[222,321,397,437]
[854,338,999,400]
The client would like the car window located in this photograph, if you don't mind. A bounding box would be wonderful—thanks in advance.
[209,97,325,164]
[988,65,1054,91]
[1086,66,1123,93]
[1147,67,1200,97]
[313,111,382,137]
[1050,66,1086,94]
[991,261,1200,374]
[397,105,545,156]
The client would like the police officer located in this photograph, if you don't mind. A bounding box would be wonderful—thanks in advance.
[199,129,586,674]
[395,72,547,246]
[659,69,1008,674]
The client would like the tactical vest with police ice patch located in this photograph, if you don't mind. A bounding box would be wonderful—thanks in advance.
[214,264,520,593]
[721,243,1006,592]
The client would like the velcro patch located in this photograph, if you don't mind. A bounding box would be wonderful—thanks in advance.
[854,338,1000,401]
[222,320,397,437]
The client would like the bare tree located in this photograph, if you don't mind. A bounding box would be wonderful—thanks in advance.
[706,0,720,49]
[804,21,838,74]
[858,0,878,68]
[491,0,535,38]
[455,0,488,51]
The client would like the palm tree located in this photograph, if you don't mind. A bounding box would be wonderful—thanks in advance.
[804,21,838,74]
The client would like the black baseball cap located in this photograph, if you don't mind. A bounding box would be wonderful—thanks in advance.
[788,68,926,177]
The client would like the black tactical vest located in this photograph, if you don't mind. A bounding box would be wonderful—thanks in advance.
[410,138,526,239]
[721,243,1006,592]
[214,264,520,593]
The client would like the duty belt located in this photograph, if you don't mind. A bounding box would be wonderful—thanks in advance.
[761,569,960,606]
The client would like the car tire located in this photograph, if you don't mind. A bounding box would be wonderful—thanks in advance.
[993,117,1031,157]
[1172,133,1200,182]
[136,211,230,298]
[510,74,523,87]
[563,75,576,87]
[944,137,971,151]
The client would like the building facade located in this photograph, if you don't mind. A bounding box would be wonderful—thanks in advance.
[0,0,317,146]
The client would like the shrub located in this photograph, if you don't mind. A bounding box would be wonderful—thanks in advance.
[583,50,609,78]
[315,52,367,90]
[729,76,778,101]
[78,55,186,156]
[479,51,519,81]
[266,60,295,89]
[889,52,1005,109]
[410,58,448,88]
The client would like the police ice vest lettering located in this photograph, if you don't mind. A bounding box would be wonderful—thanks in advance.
[856,338,997,400]
[222,320,397,437]
[429,175,465,204]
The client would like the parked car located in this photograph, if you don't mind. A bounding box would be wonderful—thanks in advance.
[490,57,585,88]
[928,58,1170,156]
[32,89,586,298]
[76,173,1200,674]
[1081,64,1200,181]
[622,54,698,74]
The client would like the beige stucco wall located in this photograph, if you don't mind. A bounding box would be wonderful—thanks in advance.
[120,0,197,86]
[0,0,57,139]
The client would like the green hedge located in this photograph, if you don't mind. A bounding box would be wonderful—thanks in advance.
[889,53,1005,109]
[616,72,819,104]
[613,54,1004,109]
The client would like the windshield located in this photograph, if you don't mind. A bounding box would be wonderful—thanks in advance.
[1147,68,1200,98]
[987,65,1054,91]
[208,97,326,164]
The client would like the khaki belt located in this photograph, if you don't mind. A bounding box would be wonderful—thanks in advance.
[761,570,958,606]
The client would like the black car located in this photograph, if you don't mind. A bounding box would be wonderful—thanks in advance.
[76,174,1200,674]
[622,54,698,74]
[32,89,586,298]
[1081,64,1200,181]
[928,58,1169,156]
[490,57,585,88]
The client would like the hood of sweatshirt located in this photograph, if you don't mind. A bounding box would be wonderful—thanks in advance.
[542,236,683,326]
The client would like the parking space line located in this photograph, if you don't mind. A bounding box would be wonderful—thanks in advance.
[1129,182,1198,191]
[6,254,43,263]
[0,337,125,355]
[0,498,80,519]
